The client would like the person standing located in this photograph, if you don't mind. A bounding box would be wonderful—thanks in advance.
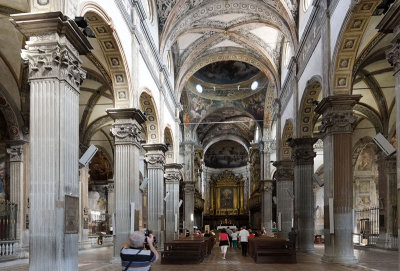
[238,226,250,256]
[231,229,238,249]
[226,227,233,248]
[288,227,297,249]
[120,231,159,271]
[219,228,230,260]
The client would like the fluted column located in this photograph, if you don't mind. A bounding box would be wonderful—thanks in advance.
[7,142,25,247]
[143,144,168,248]
[273,160,294,239]
[385,25,400,252]
[11,12,91,271]
[79,166,89,249]
[107,108,146,259]
[164,164,182,242]
[290,138,317,252]
[377,157,397,249]
[184,182,195,233]
[261,180,273,233]
[316,95,361,264]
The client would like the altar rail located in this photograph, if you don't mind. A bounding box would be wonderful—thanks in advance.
[0,200,17,241]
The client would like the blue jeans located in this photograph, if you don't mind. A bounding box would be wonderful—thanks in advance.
[232,240,237,249]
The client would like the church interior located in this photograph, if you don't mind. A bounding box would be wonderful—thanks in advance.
[0,0,399,270]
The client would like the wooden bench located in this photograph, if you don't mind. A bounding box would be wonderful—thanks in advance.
[249,237,296,264]
[161,237,215,264]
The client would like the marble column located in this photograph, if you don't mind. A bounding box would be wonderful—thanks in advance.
[386,26,400,253]
[273,160,294,239]
[261,180,274,233]
[143,144,168,248]
[79,166,89,249]
[184,182,195,234]
[315,95,361,264]
[377,156,397,249]
[107,108,146,259]
[11,12,91,271]
[289,138,317,252]
[164,163,182,242]
[7,142,25,249]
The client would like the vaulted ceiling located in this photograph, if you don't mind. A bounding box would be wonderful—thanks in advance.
[162,1,290,159]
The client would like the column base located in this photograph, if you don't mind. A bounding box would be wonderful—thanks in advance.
[376,233,398,250]
[110,256,121,264]
[321,254,358,265]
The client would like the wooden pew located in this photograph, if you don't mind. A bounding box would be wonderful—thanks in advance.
[161,236,215,264]
[249,237,296,264]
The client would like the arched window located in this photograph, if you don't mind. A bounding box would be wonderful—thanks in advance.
[303,0,312,12]
[283,41,291,68]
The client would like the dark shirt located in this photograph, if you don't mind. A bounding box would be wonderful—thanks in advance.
[288,231,297,243]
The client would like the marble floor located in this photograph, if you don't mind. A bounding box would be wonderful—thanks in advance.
[0,244,397,270]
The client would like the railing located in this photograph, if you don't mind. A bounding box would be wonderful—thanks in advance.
[0,240,19,258]
[0,200,17,241]
[354,207,379,246]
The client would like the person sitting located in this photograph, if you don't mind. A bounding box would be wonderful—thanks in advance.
[120,231,159,271]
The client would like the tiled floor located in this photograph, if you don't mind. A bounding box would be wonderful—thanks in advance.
[0,244,397,270]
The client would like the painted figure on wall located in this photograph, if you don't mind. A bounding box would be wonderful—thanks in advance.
[220,187,233,209]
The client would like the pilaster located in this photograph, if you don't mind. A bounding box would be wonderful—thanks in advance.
[107,108,146,259]
[143,143,168,249]
[290,137,317,253]
[78,166,89,249]
[164,164,182,242]
[184,182,195,234]
[273,160,294,239]
[11,12,91,271]
[7,141,25,250]
[315,95,361,264]
[261,180,274,233]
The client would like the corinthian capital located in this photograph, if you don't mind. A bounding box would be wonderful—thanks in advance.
[143,144,168,169]
[387,44,400,74]
[289,138,317,165]
[7,145,24,162]
[110,123,143,144]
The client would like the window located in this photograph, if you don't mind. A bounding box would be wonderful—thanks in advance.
[303,0,312,12]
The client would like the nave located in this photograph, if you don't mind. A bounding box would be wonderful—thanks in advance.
[0,244,396,271]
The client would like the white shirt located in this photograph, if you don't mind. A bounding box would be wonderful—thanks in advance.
[239,229,249,242]
[231,232,238,241]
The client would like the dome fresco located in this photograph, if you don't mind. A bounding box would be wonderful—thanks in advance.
[204,140,248,168]
[194,60,260,85]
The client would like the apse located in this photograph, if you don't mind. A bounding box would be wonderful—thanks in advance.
[204,140,248,168]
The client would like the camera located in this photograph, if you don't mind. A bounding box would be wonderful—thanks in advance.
[143,229,157,249]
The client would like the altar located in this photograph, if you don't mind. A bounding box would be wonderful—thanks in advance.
[217,225,237,231]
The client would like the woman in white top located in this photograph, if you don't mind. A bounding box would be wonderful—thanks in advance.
[231,229,238,249]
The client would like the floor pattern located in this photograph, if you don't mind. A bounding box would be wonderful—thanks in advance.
[0,244,397,270]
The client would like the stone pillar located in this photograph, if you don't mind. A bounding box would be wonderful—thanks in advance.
[107,108,146,259]
[289,138,317,252]
[184,182,195,234]
[143,144,168,248]
[261,180,274,233]
[315,95,361,264]
[273,160,294,239]
[7,142,25,247]
[79,166,89,249]
[377,157,397,249]
[11,12,91,271]
[164,164,182,242]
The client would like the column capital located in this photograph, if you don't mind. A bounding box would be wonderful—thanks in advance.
[289,137,318,165]
[164,163,183,184]
[143,144,167,169]
[11,12,92,89]
[108,108,146,146]
[7,144,24,162]
[315,95,361,135]
[261,180,274,192]
[387,44,400,74]
[184,182,195,193]
[273,160,294,181]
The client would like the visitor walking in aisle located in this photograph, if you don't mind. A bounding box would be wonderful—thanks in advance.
[238,226,250,256]
[231,229,238,249]
[219,228,230,260]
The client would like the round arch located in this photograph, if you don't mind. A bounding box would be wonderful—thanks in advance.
[0,82,25,140]
[80,3,132,107]
[140,91,160,143]
[331,0,380,95]
[282,119,293,160]
[164,126,174,163]
[299,76,322,137]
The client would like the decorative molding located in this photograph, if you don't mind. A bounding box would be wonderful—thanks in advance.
[315,95,361,135]
[387,44,400,74]
[143,143,168,168]
[262,180,274,193]
[289,138,318,165]
[7,145,24,162]
[273,160,294,181]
